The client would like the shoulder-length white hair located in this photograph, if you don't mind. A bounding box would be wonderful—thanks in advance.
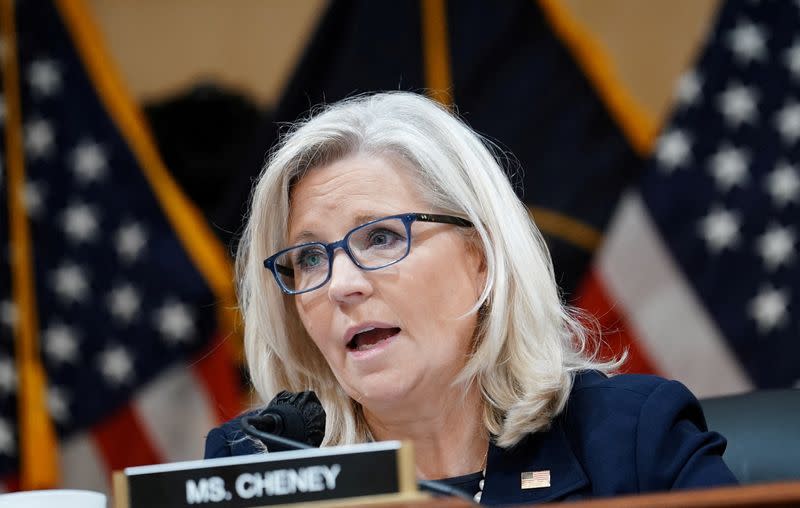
[237,91,615,448]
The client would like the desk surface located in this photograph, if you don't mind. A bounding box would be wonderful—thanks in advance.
[367,480,800,508]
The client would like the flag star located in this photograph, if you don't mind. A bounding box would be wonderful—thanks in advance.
[775,101,800,145]
[757,224,795,270]
[698,206,741,253]
[51,263,90,304]
[98,345,134,386]
[675,71,702,107]
[42,322,80,364]
[0,418,15,456]
[24,118,55,160]
[765,161,800,207]
[708,145,750,191]
[107,284,141,324]
[155,300,195,345]
[70,140,108,183]
[717,83,758,127]
[655,130,692,172]
[27,59,62,97]
[0,300,17,329]
[748,286,789,334]
[61,202,99,243]
[785,39,800,80]
[0,357,17,396]
[115,222,148,263]
[47,386,70,423]
[22,180,46,219]
[727,20,767,64]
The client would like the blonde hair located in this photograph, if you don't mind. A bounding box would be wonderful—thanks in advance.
[237,91,617,448]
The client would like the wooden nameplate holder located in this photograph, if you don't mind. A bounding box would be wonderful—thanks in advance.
[113,440,426,507]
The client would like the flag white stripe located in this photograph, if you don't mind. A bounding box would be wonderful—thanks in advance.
[133,365,217,463]
[598,193,754,397]
[60,433,110,494]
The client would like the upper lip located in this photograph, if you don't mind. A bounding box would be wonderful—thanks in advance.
[343,322,399,346]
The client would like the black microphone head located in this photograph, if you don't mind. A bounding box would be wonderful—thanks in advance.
[257,390,326,451]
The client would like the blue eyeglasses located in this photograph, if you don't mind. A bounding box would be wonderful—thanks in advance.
[264,212,474,295]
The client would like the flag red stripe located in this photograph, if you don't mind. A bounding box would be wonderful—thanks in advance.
[1,474,20,492]
[193,333,244,423]
[575,270,660,375]
[91,404,162,472]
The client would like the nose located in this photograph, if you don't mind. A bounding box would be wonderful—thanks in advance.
[327,250,373,304]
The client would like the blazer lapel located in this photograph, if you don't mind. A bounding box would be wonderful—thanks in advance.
[481,420,588,505]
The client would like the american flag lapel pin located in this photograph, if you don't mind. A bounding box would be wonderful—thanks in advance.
[521,470,550,489]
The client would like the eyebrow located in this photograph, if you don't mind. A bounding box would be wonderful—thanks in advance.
[289,230,318,245]
[288,212,387,246]
[352,213,382,226]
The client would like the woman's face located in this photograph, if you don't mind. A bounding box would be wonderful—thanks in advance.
[288,154,484,413]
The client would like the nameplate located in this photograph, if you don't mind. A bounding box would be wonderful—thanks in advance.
[113,440,422,508]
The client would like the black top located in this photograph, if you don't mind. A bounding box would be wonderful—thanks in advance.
[204,371,737,505]
[439,470,483,498]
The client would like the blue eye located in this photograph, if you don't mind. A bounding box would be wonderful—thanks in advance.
[295,247,327,271]
[367,228,403,248]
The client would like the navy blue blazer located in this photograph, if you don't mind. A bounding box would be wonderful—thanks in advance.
[204,371,737,504]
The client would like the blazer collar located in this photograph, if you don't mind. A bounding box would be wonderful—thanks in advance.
[481,419,588,505]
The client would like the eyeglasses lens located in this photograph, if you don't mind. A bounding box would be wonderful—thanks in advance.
[275,217,410,293]
[348,217,409,268]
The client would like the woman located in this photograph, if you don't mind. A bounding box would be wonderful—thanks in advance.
[205,92,736,504]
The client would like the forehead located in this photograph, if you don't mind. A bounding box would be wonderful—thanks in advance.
[287,154,429,240]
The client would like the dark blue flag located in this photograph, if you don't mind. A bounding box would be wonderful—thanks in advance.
[0,0,240,491]
[588,0,800,395]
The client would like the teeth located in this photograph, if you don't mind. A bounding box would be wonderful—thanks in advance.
[347,326,399,351]
[347,327,375,346]
[355,338,386,351]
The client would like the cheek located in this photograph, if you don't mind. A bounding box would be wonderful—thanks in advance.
[294,297,331,353]
[399,250,481,341]
[424,242,482,305]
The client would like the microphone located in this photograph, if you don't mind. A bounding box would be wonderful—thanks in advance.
[241,390,477,504]
[240,390,326,452]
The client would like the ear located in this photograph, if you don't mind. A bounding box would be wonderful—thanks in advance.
[464,233,488,292]
[466,229,487,269]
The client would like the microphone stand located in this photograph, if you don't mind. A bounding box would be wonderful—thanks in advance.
[417,479,479,504]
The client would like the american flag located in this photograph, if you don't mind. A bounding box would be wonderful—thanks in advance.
[582,0,800,395]
[0,0,242,492]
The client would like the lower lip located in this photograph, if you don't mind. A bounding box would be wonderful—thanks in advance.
[347,330,400,359]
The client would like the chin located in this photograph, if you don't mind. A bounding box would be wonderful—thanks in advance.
[347,376,418,409]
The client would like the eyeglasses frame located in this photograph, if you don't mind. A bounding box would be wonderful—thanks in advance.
[263,212,474,295]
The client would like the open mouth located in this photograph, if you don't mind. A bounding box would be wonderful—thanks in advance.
[346,327,401,352]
